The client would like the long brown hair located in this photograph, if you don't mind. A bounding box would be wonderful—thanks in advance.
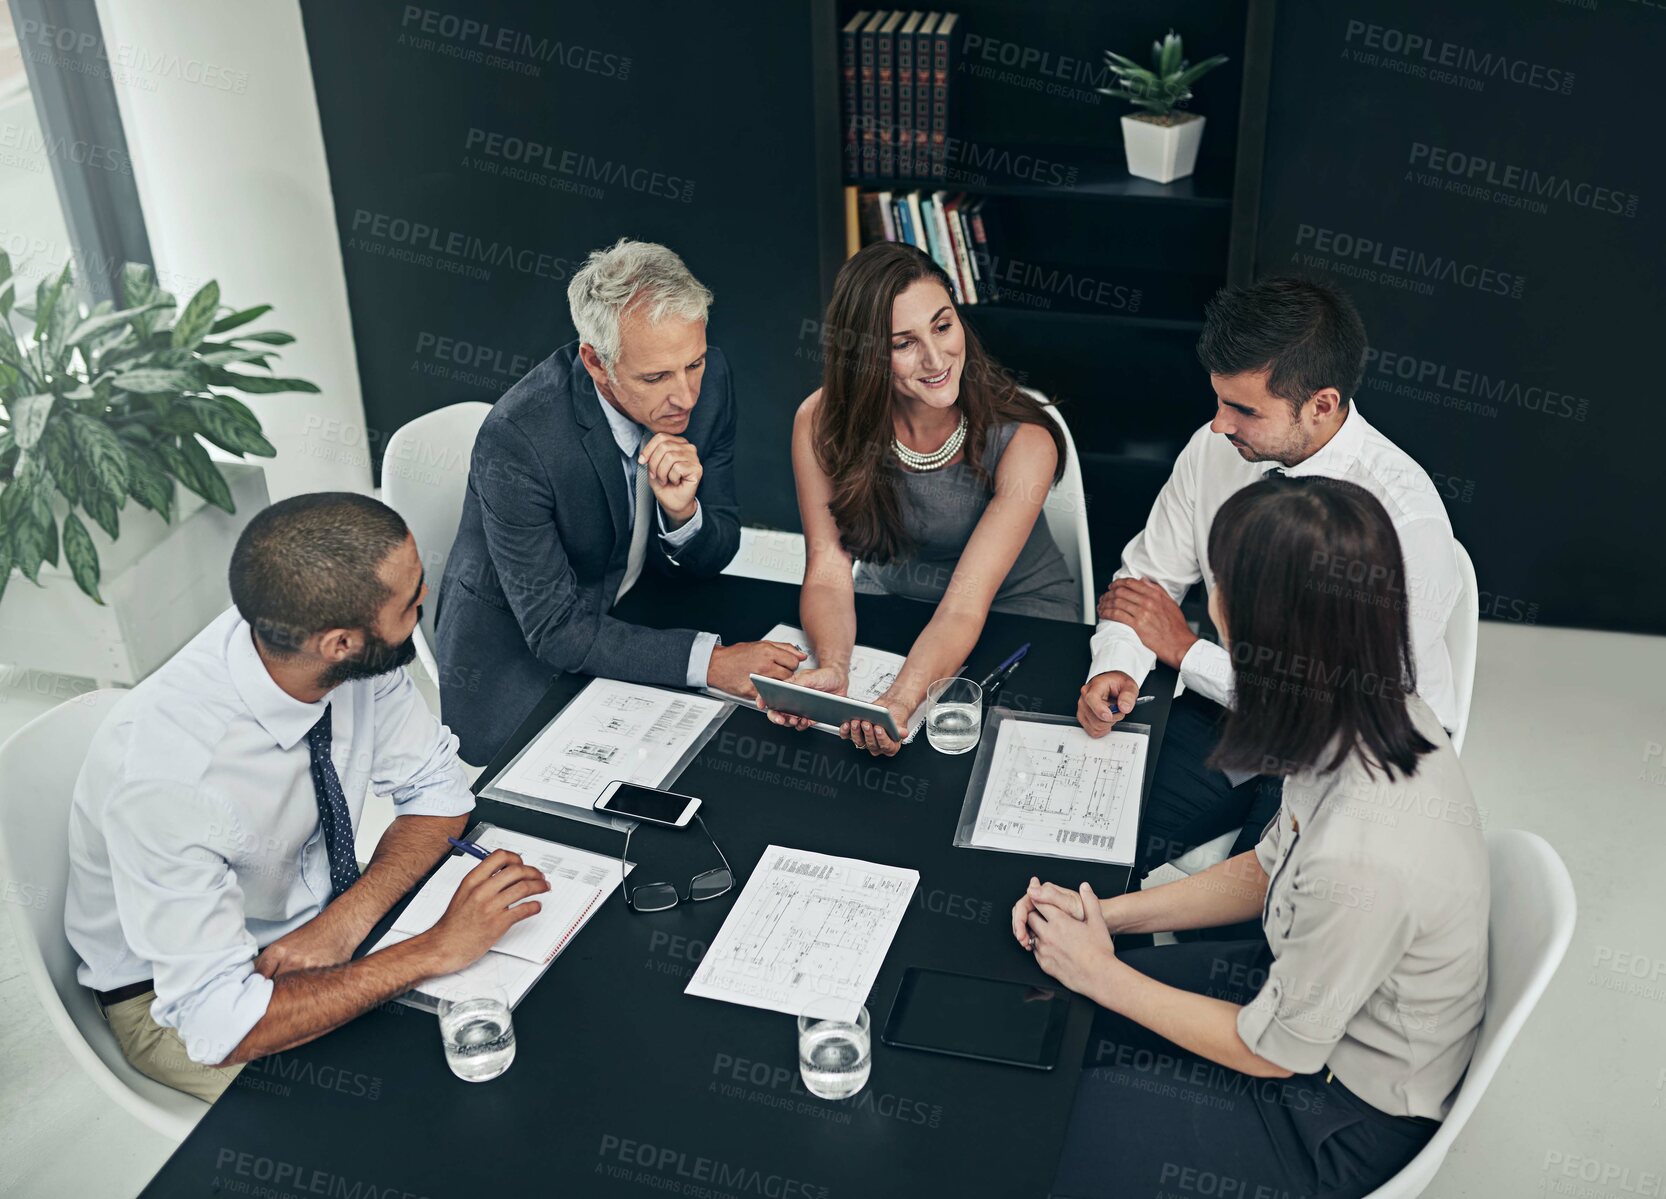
[812,241,1064,564]
[1206,476,1437,781]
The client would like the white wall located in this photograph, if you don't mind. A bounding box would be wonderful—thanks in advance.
[92,0,370,500]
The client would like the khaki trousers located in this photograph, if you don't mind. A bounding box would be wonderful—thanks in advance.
[100,990,243,1102]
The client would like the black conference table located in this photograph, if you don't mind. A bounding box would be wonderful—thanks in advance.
[141,575,1177,1199]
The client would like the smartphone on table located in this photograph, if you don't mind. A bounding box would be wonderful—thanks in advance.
[593,781,701,827]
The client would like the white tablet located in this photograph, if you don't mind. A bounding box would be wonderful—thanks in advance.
[750,673,905,741]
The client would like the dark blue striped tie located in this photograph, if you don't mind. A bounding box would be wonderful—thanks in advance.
[305,706,360,899]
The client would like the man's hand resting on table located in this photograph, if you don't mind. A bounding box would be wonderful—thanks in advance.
[1077,671,1140,738]
[419,850,551,975]
[708,641,807,700]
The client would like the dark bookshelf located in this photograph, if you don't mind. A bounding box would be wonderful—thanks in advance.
[848,144,1234,205]
[966,306,1206,333]
[833,0,1269,470]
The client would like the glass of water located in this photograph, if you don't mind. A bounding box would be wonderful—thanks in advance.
[438,983,516,1083]
[797,998,871,1101]
[926,676,983,754]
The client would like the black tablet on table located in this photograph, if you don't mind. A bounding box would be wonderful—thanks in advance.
[881,966,1071,1071]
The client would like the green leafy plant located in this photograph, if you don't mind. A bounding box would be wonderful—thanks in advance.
[1099,31,1229,119]
[0,255,316,606]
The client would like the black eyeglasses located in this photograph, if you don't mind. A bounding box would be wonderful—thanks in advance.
[620,812,735,913]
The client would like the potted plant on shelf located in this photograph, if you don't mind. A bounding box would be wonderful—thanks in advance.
[1100,31,1229,185]
[0,255,316,683]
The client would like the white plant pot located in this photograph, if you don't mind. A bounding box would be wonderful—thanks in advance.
[0,461,269,684]
[1120,113,1206,184]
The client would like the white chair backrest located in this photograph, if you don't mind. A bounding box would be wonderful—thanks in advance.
[722,527,809,587]
[1366,828,1575,1197]
[1445,541,1479,755]
[1023,389,1095,624]
[382,401,493,676]
[0,690,207,1136]
[1169,827,1239,876]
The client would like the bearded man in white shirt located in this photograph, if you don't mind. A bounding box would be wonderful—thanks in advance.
[1079,277,1461,882]
[66,493,551,1100]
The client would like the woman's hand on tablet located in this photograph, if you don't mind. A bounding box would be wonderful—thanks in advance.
[762,663,847,732]
[842,687,913,757]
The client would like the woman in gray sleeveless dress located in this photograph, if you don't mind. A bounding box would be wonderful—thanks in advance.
[857,419,1078,620]
[777,241,1080,756]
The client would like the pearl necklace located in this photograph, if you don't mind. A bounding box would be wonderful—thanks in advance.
[892,412,967,472]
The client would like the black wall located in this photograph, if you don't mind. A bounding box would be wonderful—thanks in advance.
[299,0,840,533]
[1253,0,1664,634]
[303,0,1663,634]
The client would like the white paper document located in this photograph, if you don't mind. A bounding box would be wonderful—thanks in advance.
[684,845,918,1021]
[709,623,928,740]
[370,826,627,1009]
[967,718,1148,866]
[492,679,730,815]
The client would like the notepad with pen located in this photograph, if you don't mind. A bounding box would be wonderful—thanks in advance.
[369,823,630,1012]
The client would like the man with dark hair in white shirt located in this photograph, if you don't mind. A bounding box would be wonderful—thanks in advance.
[1079,277,1460,883]
[66,493,550,1100]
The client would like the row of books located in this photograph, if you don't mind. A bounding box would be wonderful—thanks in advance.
[855,189,998,305]
[840,10,961,181]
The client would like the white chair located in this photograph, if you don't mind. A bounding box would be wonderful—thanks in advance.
[1365,828,1575,1197]
[0,690,207,1140]
[1446,541,1479,755]
[1171,538,1483,877]
[721,527,808,587]
[1168,827,1240,876]
[381,401,493,683]
[726,393,1093,621]
[1024,388,1095,625]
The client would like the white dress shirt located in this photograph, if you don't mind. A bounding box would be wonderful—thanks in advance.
[65,608,476,1065]
[1088,405,1459,730]
[592,382,718,689]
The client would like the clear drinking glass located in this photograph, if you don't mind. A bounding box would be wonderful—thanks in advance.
[926,676,983,754]
[797,998,871,1100]
[437,983,516,1082]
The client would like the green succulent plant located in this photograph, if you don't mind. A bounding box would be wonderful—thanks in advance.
[0,255,316,606]
[1100,30,1229,118]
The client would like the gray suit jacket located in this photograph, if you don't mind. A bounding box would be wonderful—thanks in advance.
[434,340,741,764]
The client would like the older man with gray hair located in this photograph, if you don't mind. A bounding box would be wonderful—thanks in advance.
[436,238,801,764]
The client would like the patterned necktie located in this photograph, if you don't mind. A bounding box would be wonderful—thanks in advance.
[305,706,360,899]
[616,445,653,602]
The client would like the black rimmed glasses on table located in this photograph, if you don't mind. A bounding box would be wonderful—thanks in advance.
[620,812,735,913]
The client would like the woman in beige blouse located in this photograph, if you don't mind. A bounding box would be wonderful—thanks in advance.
[1013,475,1488,1199]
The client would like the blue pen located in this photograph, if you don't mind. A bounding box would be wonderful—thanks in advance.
[976,643,1030,691]
[447,836,490,861]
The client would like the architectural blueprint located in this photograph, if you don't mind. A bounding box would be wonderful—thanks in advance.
[962,716,1148,866]
[685,846,918,1021]
[492,679,730,815]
